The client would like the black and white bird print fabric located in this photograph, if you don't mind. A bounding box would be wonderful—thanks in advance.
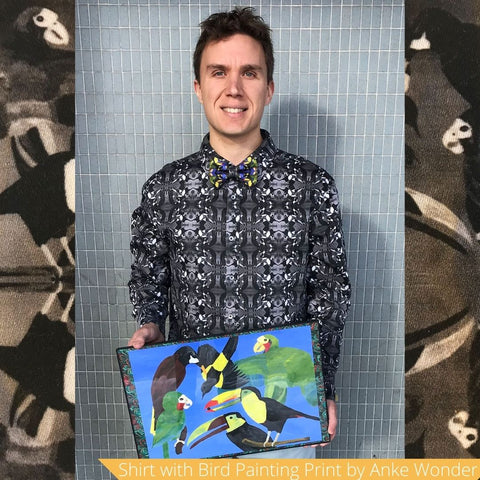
[408,7,480,240]
[0,1,74,478]
[406,3,480,459]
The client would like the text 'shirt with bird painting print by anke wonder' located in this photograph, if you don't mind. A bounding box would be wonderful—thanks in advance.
[118,323,330,458]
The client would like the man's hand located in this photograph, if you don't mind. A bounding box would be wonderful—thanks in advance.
[305,398,338,449]
[320,399,338,446]
[127,323,164,349]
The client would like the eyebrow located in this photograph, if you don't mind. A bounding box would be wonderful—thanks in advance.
[206,64,264,72]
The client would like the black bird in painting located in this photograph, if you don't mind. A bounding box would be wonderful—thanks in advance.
[0,127,75,275]
[151,346,198,422]
[206,386,319,446]
[196,336,248,397]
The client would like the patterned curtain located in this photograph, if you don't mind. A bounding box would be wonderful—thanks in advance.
[0,1,74,478]
[405,0,480,458]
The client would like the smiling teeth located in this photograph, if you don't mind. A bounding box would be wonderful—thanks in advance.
[223,108,245,113]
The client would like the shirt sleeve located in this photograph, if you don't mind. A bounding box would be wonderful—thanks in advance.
[307,169,351,400]
[128,177,171,336]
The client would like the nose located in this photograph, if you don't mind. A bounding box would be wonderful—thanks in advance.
[226,74,242,97]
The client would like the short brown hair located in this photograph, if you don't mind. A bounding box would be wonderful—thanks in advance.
[193,7,274,84]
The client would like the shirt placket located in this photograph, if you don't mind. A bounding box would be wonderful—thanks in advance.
[224,181,242,324]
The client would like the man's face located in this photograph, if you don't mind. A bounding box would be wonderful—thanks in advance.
[194,33,274,145]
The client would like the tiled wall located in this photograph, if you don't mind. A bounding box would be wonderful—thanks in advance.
[76,1,404,477]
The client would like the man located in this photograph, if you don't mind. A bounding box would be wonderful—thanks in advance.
[128,7,351,454]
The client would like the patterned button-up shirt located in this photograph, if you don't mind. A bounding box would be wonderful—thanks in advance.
[129,130,351,399]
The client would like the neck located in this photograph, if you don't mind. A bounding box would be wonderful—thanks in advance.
[209,130,263,165]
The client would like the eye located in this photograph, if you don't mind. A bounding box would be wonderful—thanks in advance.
[33,8,58,27]
[213,70,225,77]
[244,71,257,78]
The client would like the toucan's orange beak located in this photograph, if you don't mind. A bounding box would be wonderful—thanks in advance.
[204,388,241,412]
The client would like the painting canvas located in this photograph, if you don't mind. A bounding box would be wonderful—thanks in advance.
[117,322,330,459]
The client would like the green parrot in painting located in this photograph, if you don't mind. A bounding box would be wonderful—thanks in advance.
[235,334,318,405]
[152,391,192,458]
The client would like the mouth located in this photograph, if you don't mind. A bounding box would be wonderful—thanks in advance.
[222,107,247,114]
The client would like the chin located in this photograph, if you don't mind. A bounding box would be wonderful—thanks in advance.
[214,125,259,139]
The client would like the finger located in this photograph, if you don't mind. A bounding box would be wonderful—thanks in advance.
[320,433,335,447]
[327,424,337,442]
[127,330,147,349]
[128,337,145,349]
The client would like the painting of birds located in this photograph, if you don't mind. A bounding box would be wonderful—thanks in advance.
[120,323,329,458]
[235,334,318,405]
[152,391,192,458]
[151,346,198,424]
[187,412,272,452]
[196,336,248,396]
[206,386,320,446]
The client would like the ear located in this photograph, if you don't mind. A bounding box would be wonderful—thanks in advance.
[194,79,203,104]
[265,80,274,106]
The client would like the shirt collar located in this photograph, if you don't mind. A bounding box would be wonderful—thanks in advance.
[200,129,277,169]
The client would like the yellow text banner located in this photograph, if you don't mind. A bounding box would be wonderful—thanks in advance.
[100,459,480,480]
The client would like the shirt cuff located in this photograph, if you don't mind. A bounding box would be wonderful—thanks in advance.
[324,379,336,401]
[138,317,165,338]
